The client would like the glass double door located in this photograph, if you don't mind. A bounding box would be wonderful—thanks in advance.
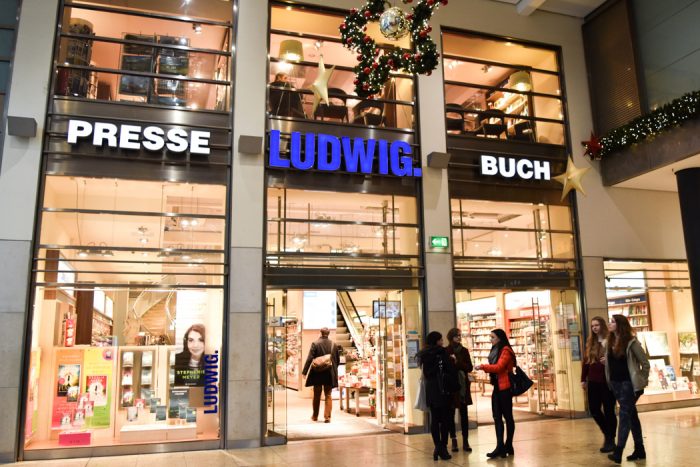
[264,288,422,443]
[455,289,584,424]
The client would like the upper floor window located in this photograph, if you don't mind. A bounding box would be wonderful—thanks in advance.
[55,0,232,111]
[442,31,566,145]
[268,3,415,130]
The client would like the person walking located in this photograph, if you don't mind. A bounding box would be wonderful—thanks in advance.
[302,327,342,423]
[417,331,459,461]
[581,316,617,453]
[604,314,650,463]
[475,328,516,459]
[445,327,473,452]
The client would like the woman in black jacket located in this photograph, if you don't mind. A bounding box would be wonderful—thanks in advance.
[445,327,473,452]
[417,331,459,461]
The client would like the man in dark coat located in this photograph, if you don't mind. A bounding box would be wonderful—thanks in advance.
[302,327,342,422]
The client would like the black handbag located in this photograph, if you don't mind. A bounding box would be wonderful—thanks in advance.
[509,365,534,396]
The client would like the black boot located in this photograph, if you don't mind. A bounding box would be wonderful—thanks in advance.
[504,442,514,456]
[600,437,615,453]
[627,446,646,461]
[486,447,507,459]
[437,446,452,460]
[462,436,472,452]
[451,437,459,452]
[607,447,623,464]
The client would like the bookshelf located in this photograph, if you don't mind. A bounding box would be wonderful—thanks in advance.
[463,314,497,366]
[607,294,650,332]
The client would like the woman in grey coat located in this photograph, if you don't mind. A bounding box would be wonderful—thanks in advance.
[604,314,650,464]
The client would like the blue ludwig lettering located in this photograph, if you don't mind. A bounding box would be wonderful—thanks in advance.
[269,130,421,177]
[203,351,219,415]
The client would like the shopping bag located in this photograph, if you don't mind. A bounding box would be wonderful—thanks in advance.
[414,376,428,411]
[509,365,534,396]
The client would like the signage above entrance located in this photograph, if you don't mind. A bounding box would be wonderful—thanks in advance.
[479,154,551,181]
[66,119,212,155]
[268,130,422,177]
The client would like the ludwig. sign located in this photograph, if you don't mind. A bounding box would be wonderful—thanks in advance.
[268,130,422,177]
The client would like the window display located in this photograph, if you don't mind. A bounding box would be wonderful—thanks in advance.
[604,260,700,405]
[24,177,226,451]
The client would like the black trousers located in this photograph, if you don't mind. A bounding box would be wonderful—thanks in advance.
[448,400,469,440]
[492,388,515,449]
[429,404,451,450]
[587,381,617,441]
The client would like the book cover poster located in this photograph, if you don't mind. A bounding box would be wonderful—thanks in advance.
[168,388,189,419]
[678,332,698,354]
[52,348,83,428]
[186,407,196,423]
[82,348,114,427]
[155,405,166,421]
[639,331,671,356]
[57,364,81,397]
[150,398,161,413]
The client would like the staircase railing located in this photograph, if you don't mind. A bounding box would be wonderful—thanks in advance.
[337,291,365,358]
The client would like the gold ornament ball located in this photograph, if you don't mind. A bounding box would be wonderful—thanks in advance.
[379,7,408,40]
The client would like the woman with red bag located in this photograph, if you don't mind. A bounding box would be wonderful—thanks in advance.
[475,328,516,459]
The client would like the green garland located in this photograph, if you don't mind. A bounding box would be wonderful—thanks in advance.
[339,0,448,98]
[595,90,700,159]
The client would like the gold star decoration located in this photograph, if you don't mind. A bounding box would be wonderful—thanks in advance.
[553,156,590,201]
[311,55,335,115]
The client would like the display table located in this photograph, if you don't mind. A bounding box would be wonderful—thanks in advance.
[341,385,371,416]
[119,423,197,443]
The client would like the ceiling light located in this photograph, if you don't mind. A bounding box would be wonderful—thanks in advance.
[192,23,202,34]
[180,219,190,227]
[509,70,532,92]
[77,250,89,258]
[181,253,192,260]
[279,39,304,62]
[190,219,199,227]
[139,237,149,244]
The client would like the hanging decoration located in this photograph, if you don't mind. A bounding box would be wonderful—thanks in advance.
[581,132,602,161]
[311,55,336,115]
[584,89,700,160]
[340,0,449,97]
[553,156,590,201]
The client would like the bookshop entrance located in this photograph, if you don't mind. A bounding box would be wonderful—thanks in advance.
[455,288,584,424]
[265,288,424,442]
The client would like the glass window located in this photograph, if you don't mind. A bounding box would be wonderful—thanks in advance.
[604,260,699,405]
[451,198,575,270]
[268,4,415,130]
[23,176,226,451]
[55,2,232,110]
[267,187,420,268]
[442,31,565,144]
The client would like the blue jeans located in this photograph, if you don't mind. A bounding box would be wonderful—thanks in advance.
[610,381,643,450]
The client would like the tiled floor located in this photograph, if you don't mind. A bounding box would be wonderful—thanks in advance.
[13,407,700,466]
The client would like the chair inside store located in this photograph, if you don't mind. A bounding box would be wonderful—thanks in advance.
[509,120,535,142]
[445,103,466,134]
[269,83,307,118]
[477,108,507,138]
[314,87,349,122]
[352,99,385,126]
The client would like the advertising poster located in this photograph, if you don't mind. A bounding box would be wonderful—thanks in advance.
[82,347,115,427]
[24,349,41,445]
[168,388,189,418]
[303,290,337,329]
[51,348,83,428]
[678,332,698,354]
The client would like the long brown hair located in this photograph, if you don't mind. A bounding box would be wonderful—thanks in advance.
[584,316,608,364]
[607,314,634,357]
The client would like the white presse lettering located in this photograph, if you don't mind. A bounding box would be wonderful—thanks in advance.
[93,122,118,147]
[119,124,141,150]
[142,126,165,151]
[190,130,211,155]
[67,120,92,143]
[166,128,188,153]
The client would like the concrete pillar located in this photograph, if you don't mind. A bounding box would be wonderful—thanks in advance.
[675,168,700,344]
[0,0,59,462]
[416,41,456,337]
[581,255,610,327]
[226,0,268,449]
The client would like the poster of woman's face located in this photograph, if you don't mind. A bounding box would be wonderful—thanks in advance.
[174,324,206,387]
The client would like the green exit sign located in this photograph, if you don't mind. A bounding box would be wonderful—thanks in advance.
[430,236,449,248]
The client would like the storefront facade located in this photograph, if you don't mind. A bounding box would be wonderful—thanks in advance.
[1,0,696,462]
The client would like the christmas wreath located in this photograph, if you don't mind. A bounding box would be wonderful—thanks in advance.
[340,0,448,98]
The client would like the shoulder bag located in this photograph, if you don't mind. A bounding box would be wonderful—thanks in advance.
[311,344,335,372]
[509,365,534,396]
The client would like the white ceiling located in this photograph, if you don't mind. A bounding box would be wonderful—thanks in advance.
[490,0,606,18]
[613,153,700,192]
